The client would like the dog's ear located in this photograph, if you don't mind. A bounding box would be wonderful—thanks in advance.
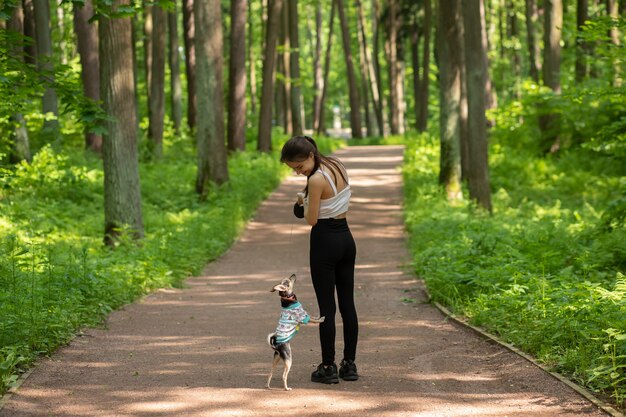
[290,274,297,282]
[271,284,287,292]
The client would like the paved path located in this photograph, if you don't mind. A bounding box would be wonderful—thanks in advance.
[1,146,606,416]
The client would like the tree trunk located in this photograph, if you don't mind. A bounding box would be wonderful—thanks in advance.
[182,0,196,129]
[258,0,284,152]
[373,0,387,135]
[480,0,496,110]
[575,0,588,83]
[33,0,61,144]
[312,0,324,133]
[99,0,144,245]
[336,0,362,138]
[143,4,152,102]
[168,4,183,133]
[463,0,492,212]
[22,0,37,65]
[396,39,406,134]
[248,0,257,115]
[288,0,304,135]
[195,0,229,195]
[131,16,140,134]
[280,4,292,135]
[357,0,383,135]
[148,5,166,159]
[8,3,32,163]
[437,0,463,201]
[525,0,541,83]
[387,0,400,134]
[459,17,469,183]
[607,0,621,85]
[228,0,247,151]
[275,54,285,129]
[411,22,421,131]
[73,0,102,153]
[317,0,336,135]
[540,0,562,153]
[543,0,562,93]
[56,1,67,65]
[357,13,373,136]
[417,0,431,132]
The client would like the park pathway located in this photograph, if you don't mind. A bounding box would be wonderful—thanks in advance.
[0,146,607,416]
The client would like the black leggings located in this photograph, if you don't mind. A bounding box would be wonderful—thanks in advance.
[310,218,358,365]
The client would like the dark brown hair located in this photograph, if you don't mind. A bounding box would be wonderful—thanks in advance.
[280,136,347,196]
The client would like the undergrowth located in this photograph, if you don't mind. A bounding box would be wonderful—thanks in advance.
[403,129,625,407]
[0,127,343,395]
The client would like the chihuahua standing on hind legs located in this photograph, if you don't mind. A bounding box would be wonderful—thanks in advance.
[266,274,324,391]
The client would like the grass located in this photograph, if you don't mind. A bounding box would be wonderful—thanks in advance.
[402,130,626,408]
[0,127,343,395]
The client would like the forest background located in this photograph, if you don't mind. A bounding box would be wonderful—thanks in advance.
[0,0,625,411]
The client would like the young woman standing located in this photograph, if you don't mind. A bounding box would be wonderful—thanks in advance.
[280,136,359,384]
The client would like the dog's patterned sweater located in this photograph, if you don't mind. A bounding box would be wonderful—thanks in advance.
[275,301,311,343]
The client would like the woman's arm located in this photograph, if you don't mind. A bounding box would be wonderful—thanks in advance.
[305,174,324,226]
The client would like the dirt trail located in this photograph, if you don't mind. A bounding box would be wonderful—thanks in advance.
[1,146,607,416]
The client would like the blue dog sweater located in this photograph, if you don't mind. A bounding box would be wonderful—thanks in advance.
[275,301,311,343]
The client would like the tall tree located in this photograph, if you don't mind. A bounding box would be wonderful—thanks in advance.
[148,5,166,159]
[317,0,336,135]
[336,0,362,138]
[258,0,284,152]
[436,0,463,201]
[74,0,101,153]
[288,0,304,135]
[8,2,31,163]
[416,0,431,132]
[357,0,383,135]
[22,0,37,64]
[279,3,292,134]
[312,0,324,133]
[99,0,144,245]
[410,13,420,131]
[357,12,373,136]
[168,2,183,132]
[480,0,496,110]
[540,0,562,152]
[387,0,401,134]
[227,0,247,151]
[607,0,621,85]
[182,0,196,129]
[195,0,229,195]
[463,0,492,212]
[575,0,588,83]
[143,4,152,101]
[33,0,60,143]
[248,0,257,115]
[524,0,541,83]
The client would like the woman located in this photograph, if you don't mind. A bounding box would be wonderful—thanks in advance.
[280,135,359,384]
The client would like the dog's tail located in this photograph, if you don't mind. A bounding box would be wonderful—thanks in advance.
[267,332,278,349]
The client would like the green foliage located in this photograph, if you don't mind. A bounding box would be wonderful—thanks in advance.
[0,128,321,395]
[403,129,626,406]
[0,30,109,161]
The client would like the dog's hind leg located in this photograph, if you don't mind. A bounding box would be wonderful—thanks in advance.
[267,351,281,389]
[282,344,293,391]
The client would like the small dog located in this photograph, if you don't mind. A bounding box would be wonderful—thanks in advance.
[266,274,324,391]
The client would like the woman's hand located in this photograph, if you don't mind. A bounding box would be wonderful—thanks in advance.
[296,192,305,205]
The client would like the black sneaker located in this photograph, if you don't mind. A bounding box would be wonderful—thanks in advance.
[339,359,359,381]
[311,363,339,384]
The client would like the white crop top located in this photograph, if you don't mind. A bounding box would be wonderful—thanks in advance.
[305,167,351,219]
